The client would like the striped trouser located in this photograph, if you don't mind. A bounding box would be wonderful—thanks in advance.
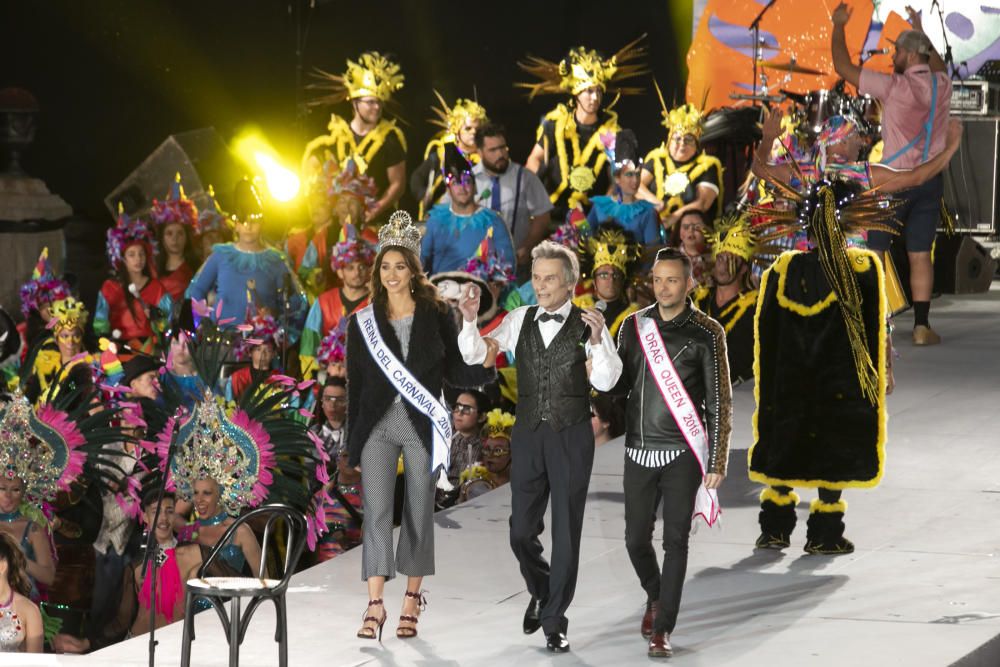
[360,401,435,580]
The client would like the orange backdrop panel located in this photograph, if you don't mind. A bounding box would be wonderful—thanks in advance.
[687,0,873,111]
[862,11,912,77]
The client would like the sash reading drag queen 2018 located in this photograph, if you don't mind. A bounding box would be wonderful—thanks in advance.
[345,211,495,642]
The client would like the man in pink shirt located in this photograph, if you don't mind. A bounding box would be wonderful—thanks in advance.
[831,2,952,345]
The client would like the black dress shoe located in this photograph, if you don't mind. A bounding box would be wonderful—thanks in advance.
[545,631,570,653]
[522,597,544,635]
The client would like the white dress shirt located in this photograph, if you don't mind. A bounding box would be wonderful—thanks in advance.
[458,298,623,391]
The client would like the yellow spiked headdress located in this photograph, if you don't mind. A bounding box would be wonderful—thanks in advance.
[48,297,89,335]
[484,409,515,440]
[430,91,489,137]
[308,51,404,106]
[583,224,640,275]
[707,213,756,262]
[652,80,705,139]
[516,35,649,99]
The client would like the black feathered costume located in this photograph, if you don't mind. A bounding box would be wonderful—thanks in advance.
[744,178,894,555]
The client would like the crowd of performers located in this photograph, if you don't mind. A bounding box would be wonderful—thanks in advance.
[0,5,963,657]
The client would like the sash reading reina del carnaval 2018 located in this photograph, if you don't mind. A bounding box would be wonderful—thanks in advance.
[356,305,452,474]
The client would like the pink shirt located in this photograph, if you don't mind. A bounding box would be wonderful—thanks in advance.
[859,65,952,168]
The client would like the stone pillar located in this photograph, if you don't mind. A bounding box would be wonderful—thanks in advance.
[0,88,72,317]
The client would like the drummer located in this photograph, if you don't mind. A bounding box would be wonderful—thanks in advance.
[638,98,724,231]
[830,2,952,346]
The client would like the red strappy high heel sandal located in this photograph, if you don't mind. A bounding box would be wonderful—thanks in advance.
[357,598,386,641]
[396,590,427,639]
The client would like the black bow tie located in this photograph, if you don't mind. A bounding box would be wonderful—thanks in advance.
[538,312,565,323]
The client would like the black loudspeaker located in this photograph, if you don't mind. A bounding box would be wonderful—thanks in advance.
[103,128,247,219]
[942,116,1000,234]
[933,233,997,294]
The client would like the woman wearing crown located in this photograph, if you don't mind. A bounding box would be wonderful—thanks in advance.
[345,210,495,641]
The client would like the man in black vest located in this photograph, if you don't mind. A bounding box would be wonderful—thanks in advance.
[458,240,622,653]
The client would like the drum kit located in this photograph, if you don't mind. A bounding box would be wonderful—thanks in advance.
[731,51,883,141]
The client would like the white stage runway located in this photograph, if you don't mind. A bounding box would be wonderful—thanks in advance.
[13,284,1000,666]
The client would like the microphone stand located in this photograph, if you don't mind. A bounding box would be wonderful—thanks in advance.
[141,408,183,667]
[749,0,779,99]
[929,0,958,79]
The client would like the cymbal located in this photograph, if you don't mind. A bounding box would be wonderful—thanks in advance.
[728,43,780,51]
[762,59,827,76]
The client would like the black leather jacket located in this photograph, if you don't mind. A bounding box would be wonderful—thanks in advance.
[613,303,732,475]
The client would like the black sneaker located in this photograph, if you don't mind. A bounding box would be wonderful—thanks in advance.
[755,532,791,550]
[804,537,855,555]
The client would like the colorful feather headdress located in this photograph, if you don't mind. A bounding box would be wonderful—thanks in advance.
[106,203,157,271]
[0,380,137,518]
[144,319,330,545]
[484,408,515,441]
[151,173,199,230]
[745,169,899,405]
[331,222,376,271]
[465,227,515,285]
[581,222,640,276]
[19,247,71,318]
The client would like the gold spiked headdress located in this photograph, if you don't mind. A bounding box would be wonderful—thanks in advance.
[707,213,756,262]
[430,91,489,137]
[484,409,515,441]
[583,224,640,275]
[516,35,649,99]
[653,80,705,139]
[49,297,89,335]
[309,52,404,105]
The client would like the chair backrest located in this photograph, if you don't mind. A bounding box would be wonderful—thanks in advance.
[198,504,307,588]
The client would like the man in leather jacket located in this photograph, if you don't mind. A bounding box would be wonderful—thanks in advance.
[613,247,732,659]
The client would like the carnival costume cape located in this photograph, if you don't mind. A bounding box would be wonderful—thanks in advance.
[745,177,894,489]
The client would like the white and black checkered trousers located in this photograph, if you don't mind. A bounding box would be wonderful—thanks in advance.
[360,400,436,580]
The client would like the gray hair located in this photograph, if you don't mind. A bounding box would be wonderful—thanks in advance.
[531,240,580,286]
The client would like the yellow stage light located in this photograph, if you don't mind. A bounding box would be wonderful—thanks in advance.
[254,152,300,202]
[231,129,301,203]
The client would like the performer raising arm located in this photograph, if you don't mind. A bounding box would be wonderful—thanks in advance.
[346,211,495,642]
[457,240,622,654]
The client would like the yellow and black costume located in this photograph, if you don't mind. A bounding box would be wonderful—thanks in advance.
[517,37,647,221]
[746,177,894,555]
[692,213,763,384]
[303,52,407,205]
[573,222,640,339]
[643,92,723,220]
[411,93,488,219]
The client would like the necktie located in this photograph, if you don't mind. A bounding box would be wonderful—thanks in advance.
[490,176,501,212]
[538,312,565,323]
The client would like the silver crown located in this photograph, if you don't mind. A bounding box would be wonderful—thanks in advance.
[377,210,422,255]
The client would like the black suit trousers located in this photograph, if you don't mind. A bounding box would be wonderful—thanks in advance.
[508,419,594,635]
